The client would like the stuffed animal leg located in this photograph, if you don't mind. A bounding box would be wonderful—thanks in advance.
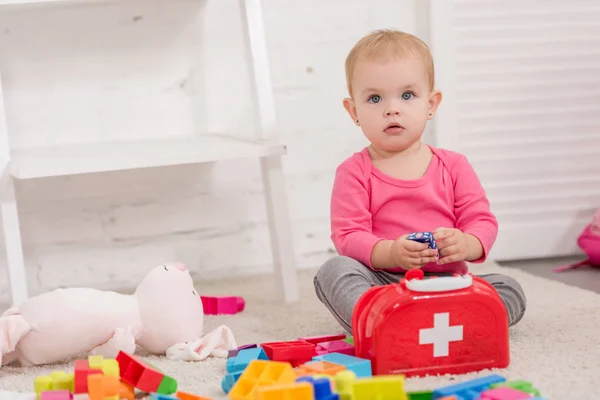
[165,325,237,361]
[89,327,137,359]
[0,308,32,367]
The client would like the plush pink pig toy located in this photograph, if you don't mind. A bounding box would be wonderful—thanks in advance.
[0,262,237,367]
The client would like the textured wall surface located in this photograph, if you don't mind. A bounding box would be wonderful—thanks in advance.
[0,0,418,301]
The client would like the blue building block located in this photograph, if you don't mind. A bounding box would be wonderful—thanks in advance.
[433,374,506,400]
[149,394,177,400]
[222,370,243,393]
[297,376,339,400]
[226,347,268,373]
[312,352,372,378]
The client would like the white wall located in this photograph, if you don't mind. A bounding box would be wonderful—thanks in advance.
[0,0,419,302]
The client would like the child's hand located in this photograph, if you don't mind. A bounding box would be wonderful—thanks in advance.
[433,228,469,264]
[390,235,439,270]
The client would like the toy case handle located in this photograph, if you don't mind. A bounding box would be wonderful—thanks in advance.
[404,269,473,292]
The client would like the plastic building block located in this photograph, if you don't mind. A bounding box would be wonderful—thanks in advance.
[312,353,372,378]
[176,392,212,400]
[254,381,316,400]
[353,269,510,377]
[478,387,533,400]
[35,371,74,399]
[74,359,102,393]
[432,374,506,399]
[296,376,339,400]
[315,340,355,356]
[407,390,434,399]
[261,341,316,366]
[228,360,296,400]
[119,380,135,400]
[343,337,354,345]
[228,344,258,358]
[490,380,541,396]
[87,374,120,400]
[407,232,438,256]
[352,375,407,400]
[298,334,346,345]
[222,371,243,393]
[296,361,346,376]
[226,347,268,373]
[116,351,177,394]
[40,391,73,400]
[200,296,245,315]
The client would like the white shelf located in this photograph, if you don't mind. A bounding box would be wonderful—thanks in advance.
[9,134,286,179]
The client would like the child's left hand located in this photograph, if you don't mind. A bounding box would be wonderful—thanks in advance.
[433,228,469,264]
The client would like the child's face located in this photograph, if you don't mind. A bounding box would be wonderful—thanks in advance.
[344,57,441,154]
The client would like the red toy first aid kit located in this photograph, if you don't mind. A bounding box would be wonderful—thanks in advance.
[352,269,510,377]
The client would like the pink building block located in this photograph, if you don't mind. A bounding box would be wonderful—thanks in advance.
[479,387,532,400]
[41,391,73,400]
[315,339,355,356]
[200,296,245,315]
[298,334,346,345]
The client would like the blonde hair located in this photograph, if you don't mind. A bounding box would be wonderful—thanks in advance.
[345,29,435,97]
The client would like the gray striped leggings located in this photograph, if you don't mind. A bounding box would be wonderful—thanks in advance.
[314,256,527,333]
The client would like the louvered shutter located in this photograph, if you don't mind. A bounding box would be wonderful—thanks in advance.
[429,0,600,261]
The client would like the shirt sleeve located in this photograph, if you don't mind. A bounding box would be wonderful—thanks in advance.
[452,154,499,263]
[330,159,383,269]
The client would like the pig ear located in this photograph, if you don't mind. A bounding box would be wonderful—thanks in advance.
[165,325,237,361]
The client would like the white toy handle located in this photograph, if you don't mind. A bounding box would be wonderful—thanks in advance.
[405,275,473,292]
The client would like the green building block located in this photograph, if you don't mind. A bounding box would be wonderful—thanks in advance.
[407,390,433,400]
[344,336,354,345]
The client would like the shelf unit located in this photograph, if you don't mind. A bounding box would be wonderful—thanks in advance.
[0,0,300,305]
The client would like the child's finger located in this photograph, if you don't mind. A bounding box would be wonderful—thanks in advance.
[433,228,455,240]
[439,244,459,258]
[404,240,429,252]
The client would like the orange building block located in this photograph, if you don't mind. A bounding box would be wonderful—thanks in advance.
[119,379,135,400]
[255,381,314,400]
[296,361,346,376]
[87,374,120,400]
[176,391,213,400]
[228,360,296,400]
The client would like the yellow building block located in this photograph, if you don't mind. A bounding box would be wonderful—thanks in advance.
[255,381,314,400]
[352,375,407,400]
[88,355,105,370]
[228,360,296,400]
[335,370,357,400]
[34,371,74,400]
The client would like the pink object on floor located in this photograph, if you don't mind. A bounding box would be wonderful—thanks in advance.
[298,334,346,345]
[200,296,245,315]
[315,339,355,356]
[479,387,532,399]
[41,390,73,400]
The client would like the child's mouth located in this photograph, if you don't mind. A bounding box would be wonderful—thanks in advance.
[384,123,404,134]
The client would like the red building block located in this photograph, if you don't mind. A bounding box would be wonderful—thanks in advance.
[116,351,177,394]
[74,359,103,393]
[200,296,245,315]
[261,341,316,367]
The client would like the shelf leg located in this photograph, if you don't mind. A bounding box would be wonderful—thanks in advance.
[0,172,28,307]
[240,0,299,302]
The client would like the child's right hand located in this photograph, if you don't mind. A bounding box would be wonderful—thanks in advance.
[390,235,439,270]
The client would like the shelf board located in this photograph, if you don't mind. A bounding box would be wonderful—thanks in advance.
[9,134,286,179]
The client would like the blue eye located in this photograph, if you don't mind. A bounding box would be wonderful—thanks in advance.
[402,92,414,100]
[368,95,382,103]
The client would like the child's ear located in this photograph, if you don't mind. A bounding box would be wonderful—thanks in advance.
[427,90,443,120]
[343,97,360,125]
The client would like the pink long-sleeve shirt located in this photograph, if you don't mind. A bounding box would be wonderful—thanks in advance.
[330,145,498,274]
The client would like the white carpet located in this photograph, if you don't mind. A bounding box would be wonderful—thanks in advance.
[1,262,599,399]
